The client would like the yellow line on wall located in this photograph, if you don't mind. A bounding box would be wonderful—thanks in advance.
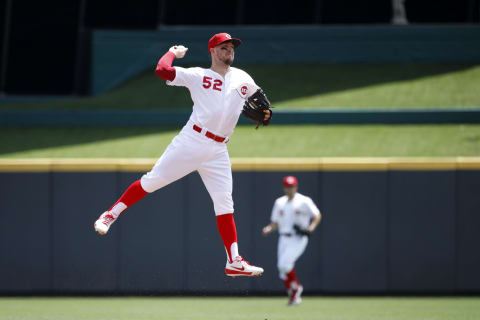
[0,158,479,172]
[232,157,477,171]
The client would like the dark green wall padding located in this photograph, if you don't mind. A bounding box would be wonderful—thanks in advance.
[91,25,480,95]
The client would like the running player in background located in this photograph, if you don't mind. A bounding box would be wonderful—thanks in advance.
[262,176,322,305]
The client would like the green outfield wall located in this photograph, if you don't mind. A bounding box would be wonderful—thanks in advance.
[0,158,479,294]
[91,25,480,95]
[2,109,480,125]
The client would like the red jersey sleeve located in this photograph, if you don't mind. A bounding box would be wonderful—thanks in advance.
[155,51,176,81]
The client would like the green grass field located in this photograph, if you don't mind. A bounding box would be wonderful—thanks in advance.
[0,297,479,320]
[1,64,479,111]
[1,124,479,158]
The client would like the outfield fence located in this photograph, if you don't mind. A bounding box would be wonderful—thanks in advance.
[0,158,479,294]
[2,109,480,125]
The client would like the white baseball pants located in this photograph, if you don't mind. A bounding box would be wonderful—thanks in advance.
[140,122,233,215]
[277,235,308,280]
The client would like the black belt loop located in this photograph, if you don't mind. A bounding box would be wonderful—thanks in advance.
[280,233,293,237]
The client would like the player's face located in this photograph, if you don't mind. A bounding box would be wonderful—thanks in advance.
[283,186,298,198]
[213,41,235,66]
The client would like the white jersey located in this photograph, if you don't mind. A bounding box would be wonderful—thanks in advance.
[167,66,258,138]
[271,192,320,234]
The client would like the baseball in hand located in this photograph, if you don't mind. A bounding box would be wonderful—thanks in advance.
[170,45,188,59]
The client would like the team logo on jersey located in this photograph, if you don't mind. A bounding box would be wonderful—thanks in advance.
[236,83,258,99]
[241,86,248,95]
[295,210,301,215]
[279,210,284,216]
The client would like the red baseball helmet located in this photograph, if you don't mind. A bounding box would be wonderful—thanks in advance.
[283,176,298,187]
[208,32,242,52]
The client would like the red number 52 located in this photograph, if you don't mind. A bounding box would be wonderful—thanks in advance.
[203,76,222,91]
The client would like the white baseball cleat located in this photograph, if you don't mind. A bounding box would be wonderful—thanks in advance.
[94,211,116,235]
[288,285,303,306]
[225,256,264,277]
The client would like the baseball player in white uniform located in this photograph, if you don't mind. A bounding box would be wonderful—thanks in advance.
[94,32,270,277]
[262,176,322,305]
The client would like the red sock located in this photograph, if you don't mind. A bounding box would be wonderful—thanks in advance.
[216,213,239,263]
[108,180,148,217]
[284,278,291,290]
[285,268,300,289]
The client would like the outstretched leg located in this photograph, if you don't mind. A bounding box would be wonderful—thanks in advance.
[94,180,148,234]
[94,131,201,235]
[199,148,263,277]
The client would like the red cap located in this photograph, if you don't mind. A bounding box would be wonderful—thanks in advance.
[208,33,242,52]
[283,176,298,187]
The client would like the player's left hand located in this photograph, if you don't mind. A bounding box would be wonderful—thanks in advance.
[263,109,271,121]
[242,88,273,129]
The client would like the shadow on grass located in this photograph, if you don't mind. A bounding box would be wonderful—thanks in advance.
[0,63,478,110]
[0,126,179,156]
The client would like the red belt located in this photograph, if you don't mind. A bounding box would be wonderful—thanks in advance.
[193,124,227,143]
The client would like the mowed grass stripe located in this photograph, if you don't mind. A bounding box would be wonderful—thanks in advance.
[0,297,479,320]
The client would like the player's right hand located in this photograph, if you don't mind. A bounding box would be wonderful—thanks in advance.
[262,226,271,236]
[169,45,188,59]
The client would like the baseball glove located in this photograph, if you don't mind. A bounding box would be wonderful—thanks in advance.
[242,88,272,129]
[293,225,311,237]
